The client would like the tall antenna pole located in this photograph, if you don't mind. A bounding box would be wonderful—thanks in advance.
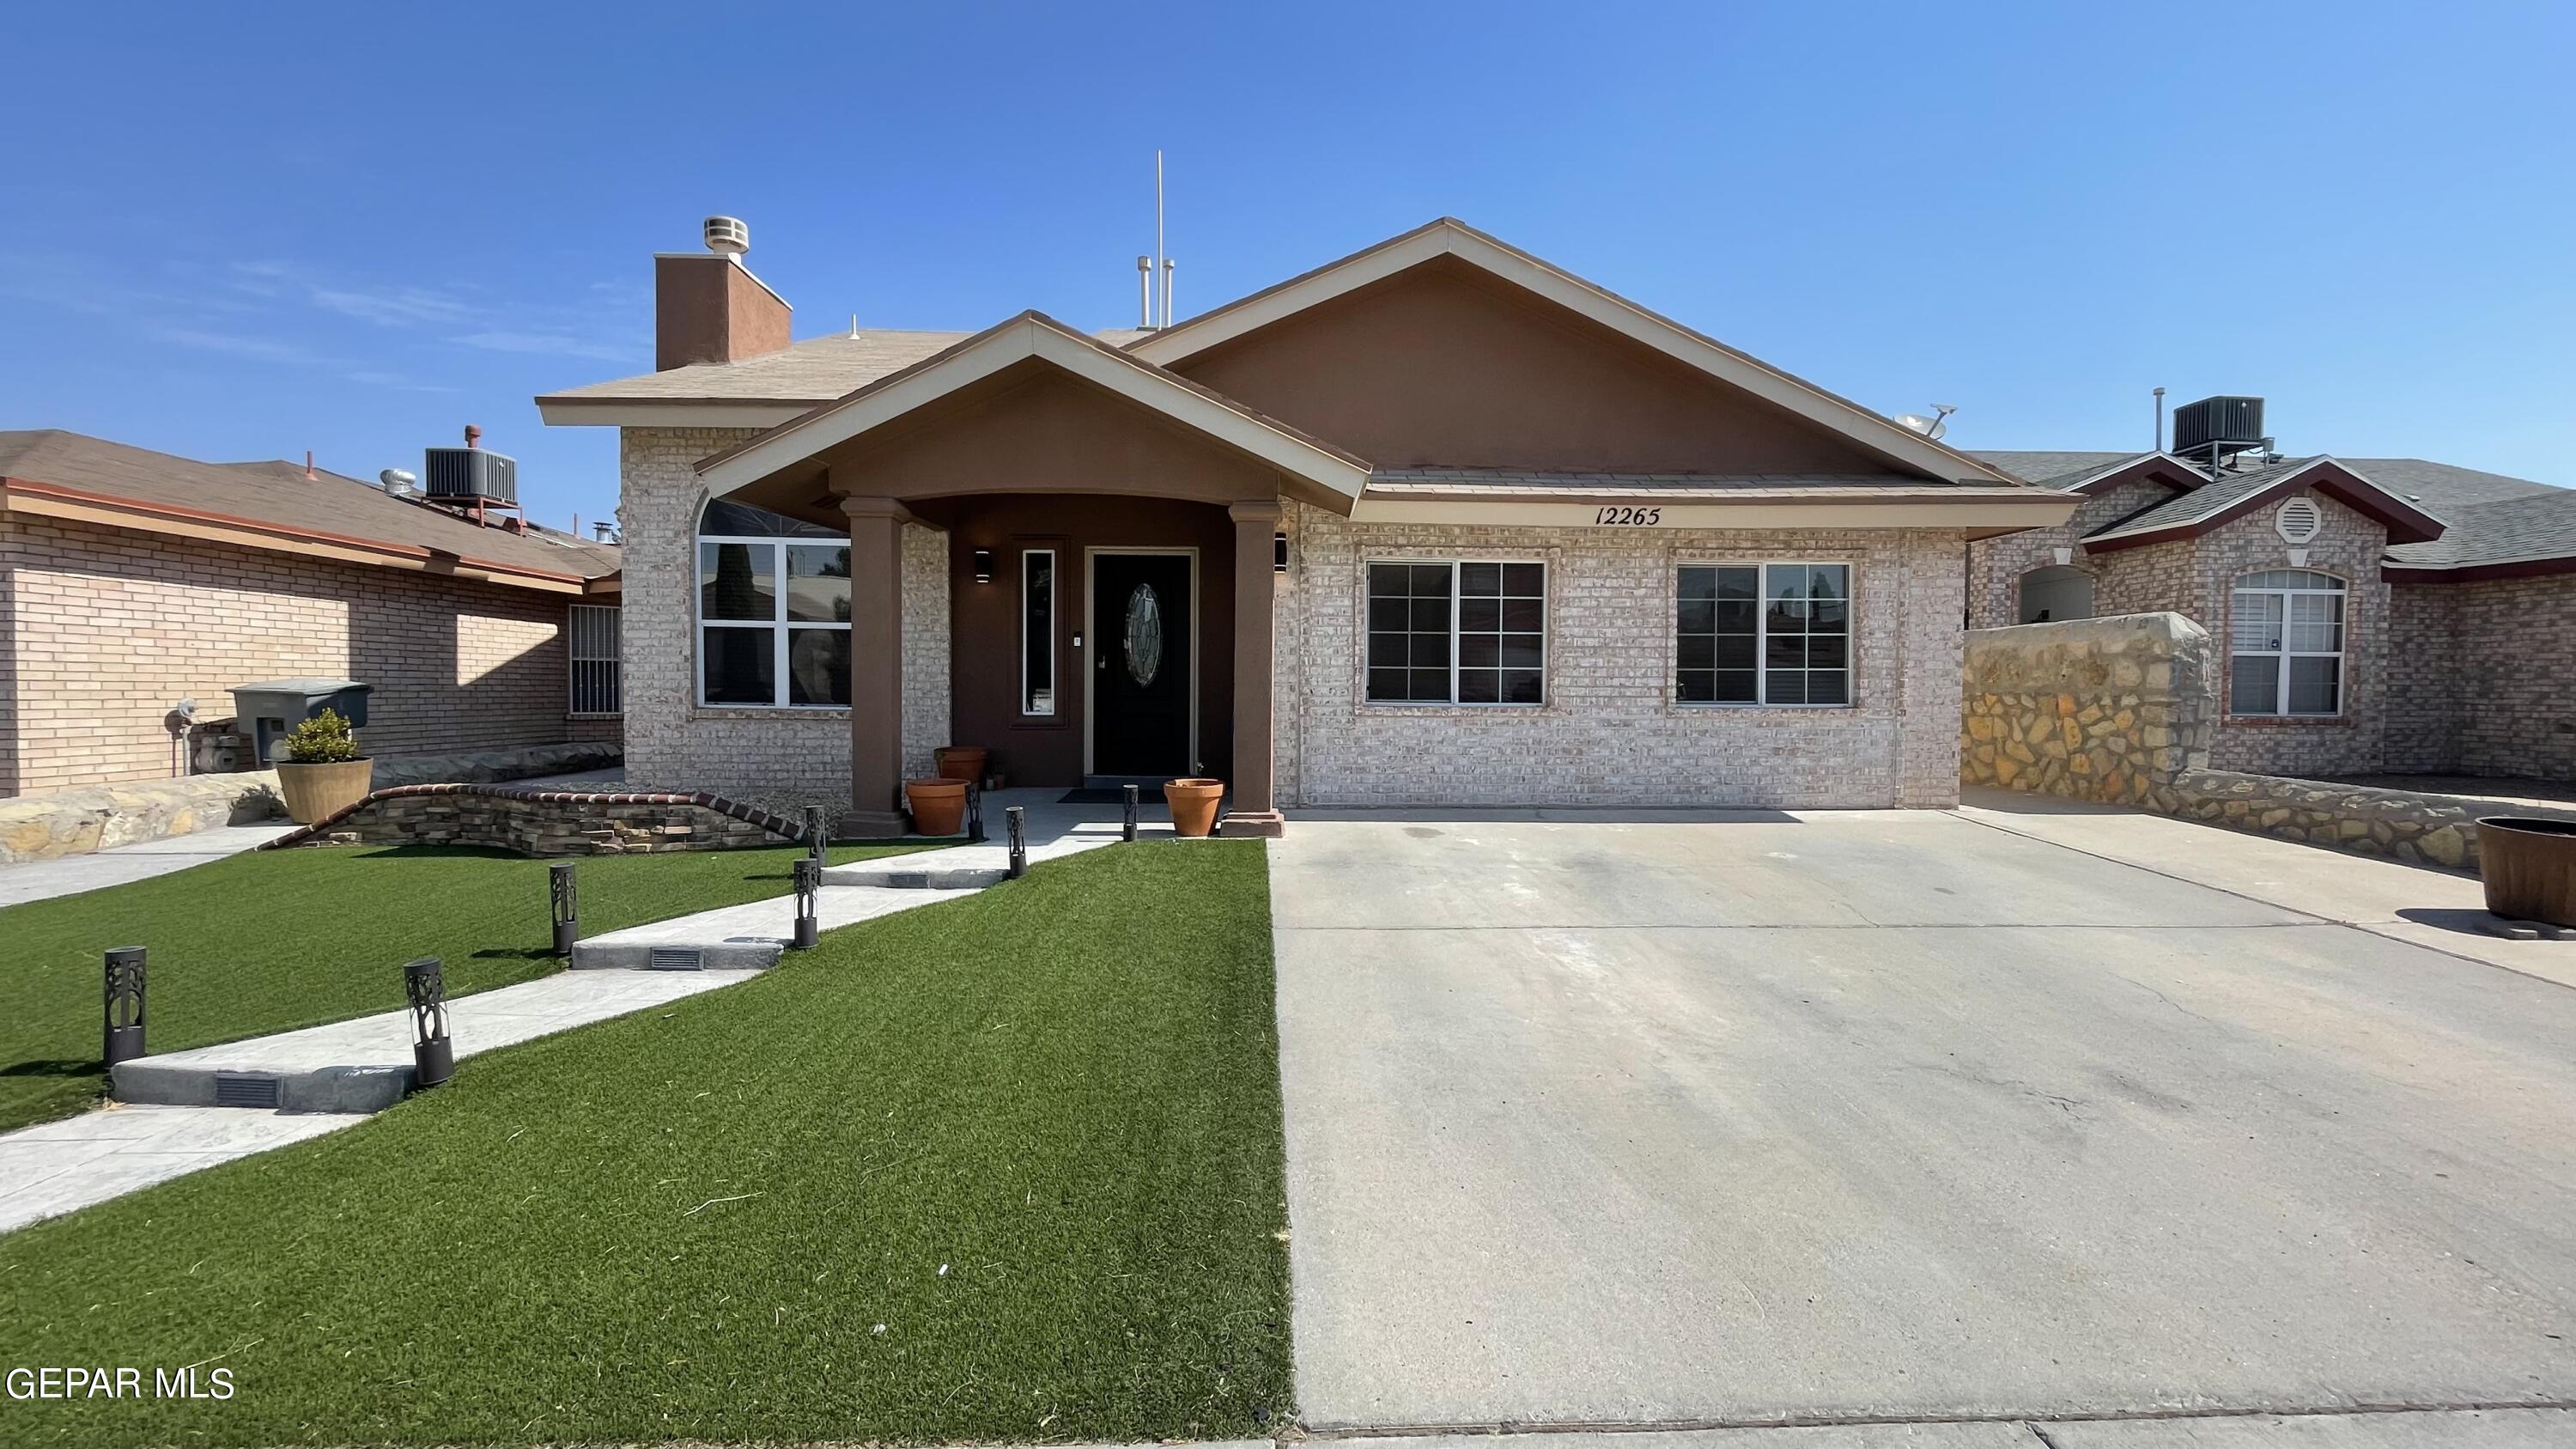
[1155,149,1169,329]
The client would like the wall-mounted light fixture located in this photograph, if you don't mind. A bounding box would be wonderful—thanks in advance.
[972,548,994,583]
[1274,532,1289,574]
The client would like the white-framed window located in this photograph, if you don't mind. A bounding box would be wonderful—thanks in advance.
[568,604,622,715]
[1676,562,1851,706]
[1021,548,1055,715]
[2230,569,2344,716]
[696,499,851,709]
[1365,559,1546,704]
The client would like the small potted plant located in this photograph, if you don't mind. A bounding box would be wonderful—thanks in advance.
[275,709,374,824]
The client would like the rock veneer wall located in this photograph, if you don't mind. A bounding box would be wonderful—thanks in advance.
[0,742,622,864]
[2158,770,2489,870]
[1960,612,2216,805]
[269,783,805,856]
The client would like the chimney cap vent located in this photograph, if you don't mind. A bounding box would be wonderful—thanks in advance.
[703,216,750,256]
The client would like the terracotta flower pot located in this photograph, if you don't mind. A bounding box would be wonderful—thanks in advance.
[905,778,969,837]
[2477,816,2576,927]
[934,746,987,783]
[1163,778,1224,838]
[276,757,374,825]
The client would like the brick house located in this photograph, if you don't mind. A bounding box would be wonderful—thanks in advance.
[1966,440,2576,781]
[0,430,623,797]
[538,218,2075,834]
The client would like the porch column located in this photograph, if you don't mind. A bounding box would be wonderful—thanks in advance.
[1218,499,1286,838]
[842,495,911,839]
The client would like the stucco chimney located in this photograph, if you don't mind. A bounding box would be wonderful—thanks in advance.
[655,218,792,371]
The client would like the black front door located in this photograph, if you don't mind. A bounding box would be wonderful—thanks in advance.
[1091,552,1193,777]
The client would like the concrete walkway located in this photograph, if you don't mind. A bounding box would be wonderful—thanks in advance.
[0,823,296,907]
[0,786,1169,1235]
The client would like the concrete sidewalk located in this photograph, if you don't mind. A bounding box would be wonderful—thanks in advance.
[0,823,296,907]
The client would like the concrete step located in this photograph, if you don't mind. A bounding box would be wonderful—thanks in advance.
[821,861,1010,890]
[568,940,783,970]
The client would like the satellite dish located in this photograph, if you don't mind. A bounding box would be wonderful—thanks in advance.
[1895,403,1959,441]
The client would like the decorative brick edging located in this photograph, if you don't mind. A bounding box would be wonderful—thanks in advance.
[264,784,813,856]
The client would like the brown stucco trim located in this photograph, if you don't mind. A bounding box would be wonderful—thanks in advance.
[696,312,1371,505]
[2085,463,2447,553]
[0,477,604,594]
[1128,216,2021,487]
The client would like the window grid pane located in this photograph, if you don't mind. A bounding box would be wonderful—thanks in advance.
[1679,563,1849,705]
[1022,551,1055,715]
[1459,558,1545,707]
[1367,562,1455,703]
[699,521,854,708]
[2229,576,2345,717]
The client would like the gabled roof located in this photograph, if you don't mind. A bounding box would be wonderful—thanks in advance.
[0,429,618,591]
[2081,455,2446,552]
[1125,217,2020,487]
[696,312,1373,501]
[1972,449,2208,495]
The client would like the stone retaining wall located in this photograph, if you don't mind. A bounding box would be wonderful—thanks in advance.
[0,742,621,864]
[268,784,806,856]
[1960,612,2216,805]
[1962,613,2573,871]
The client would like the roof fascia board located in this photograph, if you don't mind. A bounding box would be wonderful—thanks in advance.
[536,399,817,429]
[1348,494,2078,531]
[697,317,1370,499]
[1130,220,2019,486]
[0,479,592,594]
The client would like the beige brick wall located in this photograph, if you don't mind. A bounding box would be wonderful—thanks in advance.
[1965,477,2174,628]
[0,512,603,797]
[615,428,948,817]
[1274,505,1965,808]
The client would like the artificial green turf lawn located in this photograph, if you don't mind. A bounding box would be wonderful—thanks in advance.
[0,841,1289,1447]
[0,842,922,1135]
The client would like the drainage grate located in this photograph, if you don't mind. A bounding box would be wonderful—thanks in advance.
[213,1073,283,1109]
[646,947,706,971]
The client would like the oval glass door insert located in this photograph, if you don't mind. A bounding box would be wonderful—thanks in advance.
[1123,583,1163,687]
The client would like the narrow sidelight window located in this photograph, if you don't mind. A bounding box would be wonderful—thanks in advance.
[1677,563,1850,706]
[1022,549,1055,715]
[1366,560,1546,705]
[2229,569,2343,715]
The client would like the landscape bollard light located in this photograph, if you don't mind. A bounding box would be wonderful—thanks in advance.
[793,856,821,950]
[103,946,147,1068]
[966,780,987,843]
[1122,783,1139,842]
[805,805,828,864]
[1005,805,1029,879]
[405,957,454,1088]
[550,861,578,956]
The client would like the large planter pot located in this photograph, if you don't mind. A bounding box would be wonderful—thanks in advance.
[2476,816,2576,927]
[934,746,987,783]
[905,778,969,837]
[1163,778,1224,838]
[276,758,374,825]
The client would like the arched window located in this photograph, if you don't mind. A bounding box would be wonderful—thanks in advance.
[2016,565,2094,624]
[696,500,851,708]
[2229,569,2344,716]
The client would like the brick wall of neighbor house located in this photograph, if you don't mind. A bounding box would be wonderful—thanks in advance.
[0,511,605,798]
[2388,575,2576,782]
[2069,490,2393,779]
[1274,505,1964,807]
[1965,477,2174,628]
[615,427,950,818]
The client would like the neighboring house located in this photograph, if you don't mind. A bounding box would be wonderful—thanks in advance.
[1966,441,2576,782]
[537,217,2073,835]
[0,430,624,798]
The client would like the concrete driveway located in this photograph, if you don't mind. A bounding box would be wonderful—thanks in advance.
[1270,807,2576,1438]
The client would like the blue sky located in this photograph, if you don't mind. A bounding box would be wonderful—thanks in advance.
[8,1,2570,530]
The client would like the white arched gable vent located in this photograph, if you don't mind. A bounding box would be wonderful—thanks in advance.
[2275,496,2324,545]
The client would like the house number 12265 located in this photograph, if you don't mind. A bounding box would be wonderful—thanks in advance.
[1594,506,1663,526]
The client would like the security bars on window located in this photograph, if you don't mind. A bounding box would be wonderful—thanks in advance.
[2229,569,2344,716]
[568,604,622,715]
[1365,560,1546,704]
[1674,563,1851,706]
